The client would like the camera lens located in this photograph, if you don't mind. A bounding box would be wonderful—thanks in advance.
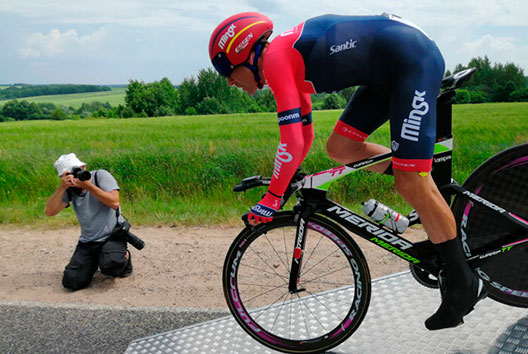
[125,231,145,250]
[77,170,91,181]
[71,167,91,181]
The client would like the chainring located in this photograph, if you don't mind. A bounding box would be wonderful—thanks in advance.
[410,264,439,289]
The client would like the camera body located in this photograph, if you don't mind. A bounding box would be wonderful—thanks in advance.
[112,219,145,250]
[69,167,92,181]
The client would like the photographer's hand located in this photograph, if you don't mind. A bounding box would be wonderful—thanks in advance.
[70,177,90,190]
[60,170,75,189]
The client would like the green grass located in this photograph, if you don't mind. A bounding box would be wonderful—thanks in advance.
[0,87,126,108]
[0,102,526,227]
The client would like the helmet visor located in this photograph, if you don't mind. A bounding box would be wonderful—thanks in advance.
[212,53,234,78]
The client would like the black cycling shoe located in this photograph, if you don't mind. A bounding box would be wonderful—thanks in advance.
[425,271,487,330]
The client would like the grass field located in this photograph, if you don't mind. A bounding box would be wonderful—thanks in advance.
[0,87,126,108]
[0,102,526,227]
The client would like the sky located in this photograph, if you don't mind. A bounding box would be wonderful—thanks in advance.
[1,0,527,85]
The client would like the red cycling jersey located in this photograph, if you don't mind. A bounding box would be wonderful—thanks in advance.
[261,14,445,197]
[263,22,315,197]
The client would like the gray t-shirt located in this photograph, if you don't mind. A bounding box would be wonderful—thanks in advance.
[61,169,120,243]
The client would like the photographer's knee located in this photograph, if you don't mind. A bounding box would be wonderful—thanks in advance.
[62,266,91,290]
[99,254,128,277]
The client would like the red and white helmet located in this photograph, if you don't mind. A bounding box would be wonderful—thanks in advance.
[209,12,273,78]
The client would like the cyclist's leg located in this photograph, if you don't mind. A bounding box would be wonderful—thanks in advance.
[381,23,485,330]
[326,85,391,174]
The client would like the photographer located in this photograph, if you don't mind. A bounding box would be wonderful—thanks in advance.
[45,153,133,290]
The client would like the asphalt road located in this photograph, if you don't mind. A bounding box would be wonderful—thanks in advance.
[0,301,228,354]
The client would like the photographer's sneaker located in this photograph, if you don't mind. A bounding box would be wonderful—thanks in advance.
[120,250,133,278]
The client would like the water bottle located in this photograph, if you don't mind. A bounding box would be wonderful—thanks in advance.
[362,199,409,234]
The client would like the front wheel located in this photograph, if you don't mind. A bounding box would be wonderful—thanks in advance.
[223,212,371,354]
[451,143,528,308]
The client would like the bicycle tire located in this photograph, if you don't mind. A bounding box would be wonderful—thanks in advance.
[451,143,528,308]
[223,212,371,354]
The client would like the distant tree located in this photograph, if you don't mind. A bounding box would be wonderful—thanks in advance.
[178,77,201,114]
[0,115,14,122]
[0,100,41,120]
[184,107,197,115]
[76,101,112,117]
[0,84,111,100]
[339,86,356,102]
[254,89,276,112]
[322,93,346,109]
[37,102,58,115]
[120,106,136,118]
[125,80,147,115]
[50,107,68,120]
[196,97,224,115]
[452,56,526,102]
[125,78,179,117]
[453,89,490,104]
[510,87,528,102]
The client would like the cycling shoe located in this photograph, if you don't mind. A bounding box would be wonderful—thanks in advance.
[425,273,487,330]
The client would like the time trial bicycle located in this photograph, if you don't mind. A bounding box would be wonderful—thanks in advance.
[222,68,528,353]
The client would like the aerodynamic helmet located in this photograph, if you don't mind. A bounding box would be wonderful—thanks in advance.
[209,12,273,78]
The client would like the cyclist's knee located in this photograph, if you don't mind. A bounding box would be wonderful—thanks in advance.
[326,133,365,163]
[393,169,431,200]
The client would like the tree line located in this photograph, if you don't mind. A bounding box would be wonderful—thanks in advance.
[448,56,528,103]
[0,84,111,100]
[0,56,526,122]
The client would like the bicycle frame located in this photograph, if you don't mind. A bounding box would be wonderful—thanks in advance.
[274,77,528,291]
[285,151,528,291]
[286,146,446,291]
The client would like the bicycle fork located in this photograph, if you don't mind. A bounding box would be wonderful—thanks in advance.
[288,206,313,294]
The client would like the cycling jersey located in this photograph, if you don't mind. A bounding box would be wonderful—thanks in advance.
[263,13,445,197]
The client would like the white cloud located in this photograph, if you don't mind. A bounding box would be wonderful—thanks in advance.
[20,27,107,59]
[466,34,517,54]
[0,0,250,32]
[462,34,528,70]
[2,0,527,83]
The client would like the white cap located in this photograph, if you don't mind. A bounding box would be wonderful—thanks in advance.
[54,153,86,177]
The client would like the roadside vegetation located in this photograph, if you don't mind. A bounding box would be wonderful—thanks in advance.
[0,102,526,226]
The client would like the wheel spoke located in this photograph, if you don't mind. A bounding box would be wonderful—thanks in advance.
[247,244,289,283]
[300,247,342,279]
[300,232,325,274]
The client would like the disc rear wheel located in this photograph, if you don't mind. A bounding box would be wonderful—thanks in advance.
[451,144,528,308]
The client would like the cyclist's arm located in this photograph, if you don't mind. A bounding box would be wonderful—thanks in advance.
[264,53,312,197]
[300,92,314,163]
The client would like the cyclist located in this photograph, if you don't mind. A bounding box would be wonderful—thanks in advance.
[209,12,486,330]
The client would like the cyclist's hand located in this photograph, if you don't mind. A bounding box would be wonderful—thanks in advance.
[248,192,281,226]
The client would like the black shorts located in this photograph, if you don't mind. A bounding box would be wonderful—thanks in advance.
[334,23,445,172]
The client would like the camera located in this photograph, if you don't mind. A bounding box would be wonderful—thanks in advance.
[69,167,92,181]
[112,219,145,250]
